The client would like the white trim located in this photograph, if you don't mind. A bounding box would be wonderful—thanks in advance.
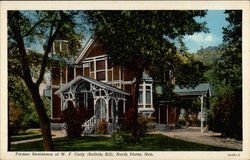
[94,57,96,79]
[66,67,68,83]
[75,38,95,64]
[55,76,130,96]
[85,54,107,61]
[105,58,108,81]
[74,67,76,79]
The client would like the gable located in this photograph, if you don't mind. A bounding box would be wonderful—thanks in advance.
[75,38,106,64]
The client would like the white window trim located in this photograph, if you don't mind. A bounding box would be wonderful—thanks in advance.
[138,82,153,108]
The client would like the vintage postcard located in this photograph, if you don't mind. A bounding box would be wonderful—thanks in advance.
[1,1,249,160]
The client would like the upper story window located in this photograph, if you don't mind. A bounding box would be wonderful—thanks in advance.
[138,82,153,108]
[53,40,68,54]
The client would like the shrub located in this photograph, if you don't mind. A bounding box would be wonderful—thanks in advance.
[191,119,201,127]
[207,89,242,140]
[9,103,24,135]
[96,119,108,134]
[61,104,86,138]
[112,129,133,145]
[116,108,153,143]
[178,118,186,127]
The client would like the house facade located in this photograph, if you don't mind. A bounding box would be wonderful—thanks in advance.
[48,38,181,132]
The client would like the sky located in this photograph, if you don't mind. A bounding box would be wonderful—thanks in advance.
[183,10,229,53]
[30,10,229,54]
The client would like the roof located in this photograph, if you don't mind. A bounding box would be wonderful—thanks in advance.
[74,38,95,64]
[156,83,212,97]
[142,72,153,81]
[174,83,212,96]
[55,76,130,96]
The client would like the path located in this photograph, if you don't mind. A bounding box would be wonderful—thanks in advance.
[11,130,66,145]
[155,127,242,150]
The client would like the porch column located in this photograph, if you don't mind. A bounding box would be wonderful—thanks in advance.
[111,100,114,123]
[200,94,204,133]
[94,99,97,116]
[115,101,118,123]
[106,99,109,122]
[123,100,126,113]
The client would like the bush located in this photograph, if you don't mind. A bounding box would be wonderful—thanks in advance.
[112,129,133,145]
[191,119,201,127]
[115,108,153,143]
[207,89,242,140]
[61,104,86,138]
[178,118,186,127]
[9,103,24,135]
[96,119,108,134]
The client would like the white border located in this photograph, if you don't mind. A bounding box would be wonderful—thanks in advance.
[1,1,250,160]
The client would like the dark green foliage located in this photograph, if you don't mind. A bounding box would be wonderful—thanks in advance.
[61,105,86,138]
[8,10,86,150]
[11,134,235,151]
[195,44,225,66]
[113,108,154,144]
[112,130,133,145]
[85,11,208,141]
[86,10,207,84]
[207,89,242,140]
[205,10,242,139]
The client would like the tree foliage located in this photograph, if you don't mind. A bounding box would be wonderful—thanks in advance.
[85,10,207,140]
[206,10,242,139]
[8,10,85,150]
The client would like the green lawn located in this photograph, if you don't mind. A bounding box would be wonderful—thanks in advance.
[11,130,42,142]
[11,134,235,151]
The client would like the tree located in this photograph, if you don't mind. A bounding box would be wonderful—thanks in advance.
[206,10,242,139]
[85,10,207,141]
[8,11,84,150]
[195,44,225,66]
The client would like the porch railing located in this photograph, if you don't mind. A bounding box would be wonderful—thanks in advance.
[82,115,97,135]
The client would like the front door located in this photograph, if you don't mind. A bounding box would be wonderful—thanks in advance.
[159,105,167,124]
[95,98,106,120]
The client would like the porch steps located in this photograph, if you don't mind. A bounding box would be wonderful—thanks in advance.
[82,115,97,135]
[148,123,171,132]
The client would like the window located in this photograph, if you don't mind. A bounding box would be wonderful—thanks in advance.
[139,90,143,104]
[146,86,151,104]
[88,58,109,81]
[96,71,105,80]
[138,82,153,108]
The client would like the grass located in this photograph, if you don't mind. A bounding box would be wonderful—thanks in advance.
[11,130,42,142]
[11,134,235,151]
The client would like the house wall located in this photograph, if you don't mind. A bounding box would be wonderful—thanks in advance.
[50,39,162,123]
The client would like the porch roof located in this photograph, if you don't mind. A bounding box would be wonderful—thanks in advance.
[173,83,212,96]
[55,76,130,96]
[156,83,212,97]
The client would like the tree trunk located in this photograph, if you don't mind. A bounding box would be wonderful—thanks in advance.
[25,81,53,151]
[131,70,142,141]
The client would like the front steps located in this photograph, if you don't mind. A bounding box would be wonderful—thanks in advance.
[148,123,174,132]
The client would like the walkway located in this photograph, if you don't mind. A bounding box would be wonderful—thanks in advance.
[155,127,242,150]
[11,130,66,145]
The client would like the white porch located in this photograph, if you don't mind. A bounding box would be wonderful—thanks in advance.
[55,76,130,133]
